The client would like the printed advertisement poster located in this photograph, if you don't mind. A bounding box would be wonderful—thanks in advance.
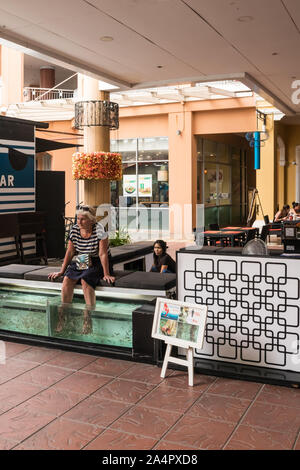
[153,299,207,349]
[138,174,152,197]
[123,175,137,197]
[123,174,152,197]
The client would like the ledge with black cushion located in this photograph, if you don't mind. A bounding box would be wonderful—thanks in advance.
[0,263,176,298]
[110,241,154,271]
[115,271,176,292]
[0,264,46,279]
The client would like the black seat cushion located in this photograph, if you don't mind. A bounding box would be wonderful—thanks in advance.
[24,266,63,282]
[115,271,176,290]
[0,264,46,279]
[98,270,133,287]
[110,243,153,264]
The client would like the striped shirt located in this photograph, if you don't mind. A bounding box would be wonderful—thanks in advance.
[69,223,108,256]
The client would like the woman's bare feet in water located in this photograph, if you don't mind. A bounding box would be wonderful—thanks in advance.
[82,311,93,334]
[55,309,67,332]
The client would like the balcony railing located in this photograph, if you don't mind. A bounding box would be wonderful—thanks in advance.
[23,87,75,101]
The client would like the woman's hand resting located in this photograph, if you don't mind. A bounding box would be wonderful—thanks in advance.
[48,272,64,281]
[102,275,115,284]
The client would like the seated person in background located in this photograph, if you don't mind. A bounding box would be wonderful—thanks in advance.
[150,240,176,274]
[274,205,290,222]
[288,201,299,219]
[294,205,300,220]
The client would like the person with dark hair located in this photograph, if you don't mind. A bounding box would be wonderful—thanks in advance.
[150,240,176,274]
[288,202,299,219]
[294,204,300,219]
[274,205,290,222]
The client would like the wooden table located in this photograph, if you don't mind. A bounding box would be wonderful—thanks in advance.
[221,226,259,238]
[204,230,245,247]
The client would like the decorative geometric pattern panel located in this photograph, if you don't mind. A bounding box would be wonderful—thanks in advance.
[177,253,300,372]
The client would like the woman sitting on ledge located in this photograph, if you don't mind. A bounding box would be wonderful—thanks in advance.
[150,240,176,274]
[48,205,115,332]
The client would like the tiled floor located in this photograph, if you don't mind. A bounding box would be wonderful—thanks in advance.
[0,340,299,450]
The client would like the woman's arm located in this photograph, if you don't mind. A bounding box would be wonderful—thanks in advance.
[274,211,283,222]
[48,240,75,280]
[160,264,168,273]
[99,238,115,283]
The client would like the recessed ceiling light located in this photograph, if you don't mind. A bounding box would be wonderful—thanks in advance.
[237,16,253,22]
[100,36,114,42]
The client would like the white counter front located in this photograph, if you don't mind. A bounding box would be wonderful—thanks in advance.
[177,251,300,374]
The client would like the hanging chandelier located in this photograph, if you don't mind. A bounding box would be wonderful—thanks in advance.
[74,100,119,130]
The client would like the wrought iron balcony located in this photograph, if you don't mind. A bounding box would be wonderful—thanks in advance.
[23,87,75,102]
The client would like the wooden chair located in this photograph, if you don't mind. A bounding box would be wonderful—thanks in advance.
[17,212,48,264]
[260,224,269,242]
[0,213,22,265]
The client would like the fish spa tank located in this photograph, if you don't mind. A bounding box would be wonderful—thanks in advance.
[0,264,177,362]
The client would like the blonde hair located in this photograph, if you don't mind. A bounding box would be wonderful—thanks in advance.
[76,205,97,223]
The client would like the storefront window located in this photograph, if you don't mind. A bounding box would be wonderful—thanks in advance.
[197,137,247,227]
[110,137,169,234]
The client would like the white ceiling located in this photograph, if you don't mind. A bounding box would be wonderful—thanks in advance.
[0,0,299,115]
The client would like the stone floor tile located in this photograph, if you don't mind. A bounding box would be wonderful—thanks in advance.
[187,393,251,423]
[208,377,263,400]
[15,417,100,450]
[81,357,134,377]
[84,429,157,450]
[92,378,153,404]
[224,424,296,450]
[163,414,235,450]
[242,402,300,433]
[54,371,112,395]
[111,405,181,439]
[64,395,131,428]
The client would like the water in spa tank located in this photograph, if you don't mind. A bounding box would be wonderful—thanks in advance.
[49,298,141,347]
[0,290,55,336]
[0,288,142,348]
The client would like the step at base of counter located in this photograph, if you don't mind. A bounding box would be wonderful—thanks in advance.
[158,355,300,389]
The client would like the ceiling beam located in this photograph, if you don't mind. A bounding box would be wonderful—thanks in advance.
[0,32,131,89]
[240,73,295,116]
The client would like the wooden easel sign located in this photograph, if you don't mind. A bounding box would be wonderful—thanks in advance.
[151,298,208,386]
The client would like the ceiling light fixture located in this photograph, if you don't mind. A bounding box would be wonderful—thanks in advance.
[237,16,253,22]
[100,36,114,42]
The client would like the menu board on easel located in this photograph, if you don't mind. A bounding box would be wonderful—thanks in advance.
[151,298,207,350]
[151,298,208,386]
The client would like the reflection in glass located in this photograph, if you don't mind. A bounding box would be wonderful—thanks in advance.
[138,137,168,161]
[111,138,137,162]
[197,136,248,227]
[218,164,231,206]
